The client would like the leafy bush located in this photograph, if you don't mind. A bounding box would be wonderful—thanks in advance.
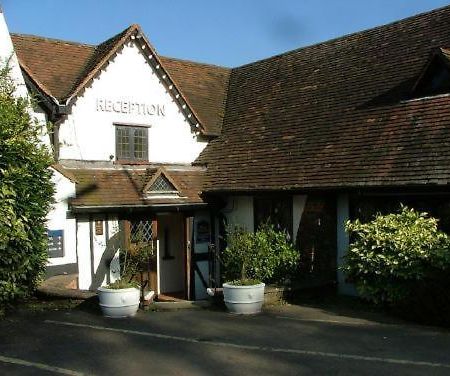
[105,279,140,290]
[0,63,54,303]
[342,206,450,318]
[222,223,299,285]
[108,230,155,289]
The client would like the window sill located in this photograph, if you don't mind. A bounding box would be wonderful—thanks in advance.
[114,160,150,165]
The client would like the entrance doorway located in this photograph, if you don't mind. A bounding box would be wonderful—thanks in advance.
[157,213,187,300]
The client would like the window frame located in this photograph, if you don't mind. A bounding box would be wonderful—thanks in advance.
[253,195,293,238]
[115,123,149,162]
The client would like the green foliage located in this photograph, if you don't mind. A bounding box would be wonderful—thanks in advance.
[226,279,261,286]
[105,279,140,290]
[222,223,299,285]
[342,206,450,306]
[0,62,54,303]
[111,230,155,288]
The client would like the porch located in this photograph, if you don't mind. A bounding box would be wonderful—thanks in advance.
[75,209,217,302]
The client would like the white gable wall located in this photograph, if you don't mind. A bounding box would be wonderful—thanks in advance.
[0,10,27,98]
[1,12,52,149]
[58,40,207,164]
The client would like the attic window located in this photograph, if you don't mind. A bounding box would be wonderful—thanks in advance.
[145,174,179,197]
[150,175,176,192]
[411,52,450,99]
[143,168,181,198]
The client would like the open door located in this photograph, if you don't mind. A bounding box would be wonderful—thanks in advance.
[187,215,213,300]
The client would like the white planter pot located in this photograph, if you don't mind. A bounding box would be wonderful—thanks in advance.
[97,286,140,318]
[223,282,265,314]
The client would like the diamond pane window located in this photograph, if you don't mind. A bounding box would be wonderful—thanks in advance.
[130,220,153,242]
[116,125,148,161]
[150,175,176,192]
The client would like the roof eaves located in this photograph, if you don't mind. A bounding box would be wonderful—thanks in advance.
[137,31,207,136]
[51,164,78,183]
[64,24,138,105]
[17,59,60,105]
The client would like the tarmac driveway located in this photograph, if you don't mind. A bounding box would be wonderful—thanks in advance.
[0,302,449,375]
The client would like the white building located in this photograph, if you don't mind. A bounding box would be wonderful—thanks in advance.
[2,16,228,299]
[4,6,450,299]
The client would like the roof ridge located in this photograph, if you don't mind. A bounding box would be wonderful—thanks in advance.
[160,55,230,70]
[94,24,138,50]
[10,32,95,48]
[63,24,139,101]
[234,4,450,70]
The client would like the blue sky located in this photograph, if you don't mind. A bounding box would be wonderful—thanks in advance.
[3,0,450,67]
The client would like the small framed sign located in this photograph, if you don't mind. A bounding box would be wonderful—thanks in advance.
[196,220,210,243]
[48,230,64,258]
[95,220,103,235]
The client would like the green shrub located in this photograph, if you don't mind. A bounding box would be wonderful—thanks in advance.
[222,223,299,285]
[342,206,450,311]
[105,279,140,290]
[108,230,155,289]
[0,63,54,303]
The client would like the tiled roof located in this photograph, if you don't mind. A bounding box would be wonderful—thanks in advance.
[159,56,230,136]
[11,33,95,99]
[199,5,450,191]
[68,166,206,208]
[11,5,450,192]
[11,28,230,135]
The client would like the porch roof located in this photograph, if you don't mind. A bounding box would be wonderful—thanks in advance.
[66,165,206,210]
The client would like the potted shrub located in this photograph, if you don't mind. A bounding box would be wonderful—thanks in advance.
[222,224,299,314]
[98,234,154,318]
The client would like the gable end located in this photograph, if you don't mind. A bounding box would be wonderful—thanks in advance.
[411,48,450,99]
[143,167,181,197]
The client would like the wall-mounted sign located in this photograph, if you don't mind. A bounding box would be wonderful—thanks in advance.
[196,220,210,243]
[48,229,64,258]
[95,220,103,236]
[96,98,166,117]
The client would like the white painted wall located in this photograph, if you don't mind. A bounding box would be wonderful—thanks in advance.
[222,196,254,231]
[1,12,51,148]
[158,213,185,294]
[46,168,76,267]
[77,216,121,291]
[58,40,207,164]
[33,105,52,150]
[0,10,27,98]
[76,217,91,290]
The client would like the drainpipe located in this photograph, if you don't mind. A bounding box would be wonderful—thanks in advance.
[49,104,69,161]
